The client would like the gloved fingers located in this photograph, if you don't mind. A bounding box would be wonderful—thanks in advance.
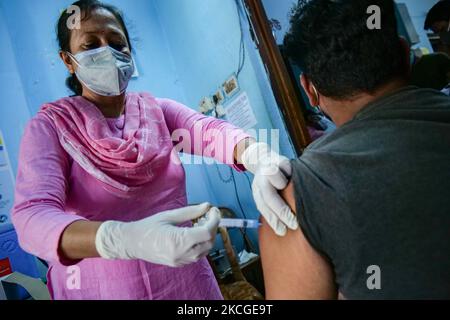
[184,224,216,248]
[173,241,213,267]
[278,157,293,177]
[258,178,298,230]
[187,241,215,263]
[202,207,221,235]
[187,207,220,245]
[253,185,287,237]
[168,259,189,268]
[253,176,297,230]
[277,204,299,231]
[263,167,289,190]
[164,203,211,224]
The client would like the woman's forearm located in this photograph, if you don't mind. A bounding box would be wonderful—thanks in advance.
[234,138,256,165]
[58,139,255,262]
[59,221,103,261]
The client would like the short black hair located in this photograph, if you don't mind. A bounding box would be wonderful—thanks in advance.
[56,0,132,96]
[284,0,408,99]
[424,0,450,30]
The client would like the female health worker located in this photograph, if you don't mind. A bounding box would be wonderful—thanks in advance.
[11,0,297,300]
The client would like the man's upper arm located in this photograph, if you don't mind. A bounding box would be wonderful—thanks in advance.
[259,182,337,300]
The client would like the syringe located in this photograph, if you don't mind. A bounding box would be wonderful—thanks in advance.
[219,218,262,229]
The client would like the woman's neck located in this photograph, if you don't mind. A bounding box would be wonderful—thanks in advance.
[82,91,126,118]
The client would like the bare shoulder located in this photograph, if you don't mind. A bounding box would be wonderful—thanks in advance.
[258,181,337,300]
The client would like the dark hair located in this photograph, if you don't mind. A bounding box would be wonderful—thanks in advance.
[284,0,408,99]
[57,0,132,95]
[424,0,450,30]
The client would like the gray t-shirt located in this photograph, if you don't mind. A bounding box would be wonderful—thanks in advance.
[292,86,450,299]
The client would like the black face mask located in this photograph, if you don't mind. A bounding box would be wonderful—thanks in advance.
[440,32,450,45]
[439,21,450,46]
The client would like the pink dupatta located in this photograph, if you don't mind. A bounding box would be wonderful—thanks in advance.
[39,93,174,194]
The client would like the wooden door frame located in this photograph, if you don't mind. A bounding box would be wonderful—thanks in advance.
[243,0,311,155]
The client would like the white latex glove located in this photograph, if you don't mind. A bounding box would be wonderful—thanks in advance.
[241,142,298,236]
[95,203,220,267]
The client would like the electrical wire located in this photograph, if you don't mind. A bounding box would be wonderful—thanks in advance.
[235,0,246,79]
[215,0,249,218]
[230,169,248,221]
[243,171,253,191]
[231,169,251,239]
[215,163,248,221]
[215,162,234,184]
[212,0,252,240]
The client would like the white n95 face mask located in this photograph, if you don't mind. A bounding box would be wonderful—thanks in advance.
[67,46,135,96]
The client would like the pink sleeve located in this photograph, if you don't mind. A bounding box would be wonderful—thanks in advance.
[156,98,251,171]
[11,115,88,265]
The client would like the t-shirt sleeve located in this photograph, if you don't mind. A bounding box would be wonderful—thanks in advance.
[291,154,348,261]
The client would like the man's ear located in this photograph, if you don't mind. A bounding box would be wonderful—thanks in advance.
[300,74,319,107]
[59,51,75,74]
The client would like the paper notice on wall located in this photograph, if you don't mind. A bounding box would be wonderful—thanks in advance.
[225,91,258,130]
[0,131,14,224]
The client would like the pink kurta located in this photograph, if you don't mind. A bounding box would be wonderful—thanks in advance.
[12,92,249,300]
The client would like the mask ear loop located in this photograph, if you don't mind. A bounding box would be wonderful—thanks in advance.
[64,51,92,95]
[65,52,81,68]
[311,85,322,113]
[64,51,82,80]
